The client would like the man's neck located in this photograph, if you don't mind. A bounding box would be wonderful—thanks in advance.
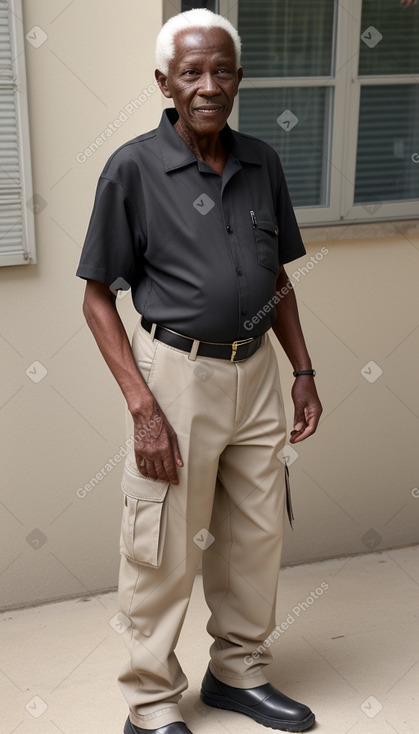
[174,118,227,173]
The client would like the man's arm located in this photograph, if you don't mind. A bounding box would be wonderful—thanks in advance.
[82,280,183,483]
[271,266,322,444]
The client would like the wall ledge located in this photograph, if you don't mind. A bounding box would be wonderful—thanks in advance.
[300,218,419,244]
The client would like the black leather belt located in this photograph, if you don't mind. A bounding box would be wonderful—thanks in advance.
[141,318,263,362]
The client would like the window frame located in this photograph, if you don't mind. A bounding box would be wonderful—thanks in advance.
[163,0,419,226]
[340,0,419,222]
[0,0,36,267]
[164,1,221,22]
[231,0,419,225]
[228,1,343,224]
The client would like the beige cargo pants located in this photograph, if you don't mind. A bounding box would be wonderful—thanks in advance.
[117,319,288,729]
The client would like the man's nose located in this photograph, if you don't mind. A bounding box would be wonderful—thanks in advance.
[198,72,220,95]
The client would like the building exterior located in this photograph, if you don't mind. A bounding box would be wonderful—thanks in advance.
[0,0,418,609]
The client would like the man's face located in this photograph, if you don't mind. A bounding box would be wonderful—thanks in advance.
[156,26,242,137]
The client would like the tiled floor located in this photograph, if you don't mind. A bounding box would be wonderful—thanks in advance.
[1,546,418,734]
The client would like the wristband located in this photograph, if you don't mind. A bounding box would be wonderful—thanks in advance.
[293,369,316,377]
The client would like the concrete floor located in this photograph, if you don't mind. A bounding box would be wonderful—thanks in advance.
[1,546,418,734]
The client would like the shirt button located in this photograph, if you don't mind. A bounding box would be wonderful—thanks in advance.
[241,308,248,315]
[226,225,233,233]
[236,267,243,276]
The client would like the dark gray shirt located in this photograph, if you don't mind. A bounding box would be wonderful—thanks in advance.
[76,108,306,341]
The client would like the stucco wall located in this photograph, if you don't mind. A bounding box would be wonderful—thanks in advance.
[0,0,418,610]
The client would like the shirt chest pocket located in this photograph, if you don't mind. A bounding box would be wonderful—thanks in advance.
[252,213,280,274]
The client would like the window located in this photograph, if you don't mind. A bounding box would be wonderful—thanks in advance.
[354,0,419,206]
[164,0,221,21]
[181,1,219,10]
[238,1,335,210]
[0,0,36,266]
[234,0,419,224]
[163,0,419,224]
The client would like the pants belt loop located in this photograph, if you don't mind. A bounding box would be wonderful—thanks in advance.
[150,322,157,341]
[188,339,200,361]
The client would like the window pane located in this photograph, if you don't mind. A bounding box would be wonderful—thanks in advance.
[238,0,335,78]
[239,87,332,206]
[354,85,419,203]
[359,0,419,75]
[181,1,218,10]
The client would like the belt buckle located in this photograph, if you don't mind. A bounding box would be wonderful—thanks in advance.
[230,337,254,362]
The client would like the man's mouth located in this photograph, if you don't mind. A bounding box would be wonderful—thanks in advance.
[194,105,223,114]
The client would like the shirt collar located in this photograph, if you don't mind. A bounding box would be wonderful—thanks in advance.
[157,108,262,172]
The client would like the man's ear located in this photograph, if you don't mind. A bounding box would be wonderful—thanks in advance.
[155,69,172,99]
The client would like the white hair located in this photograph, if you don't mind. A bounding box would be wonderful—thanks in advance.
[155,9,241,75]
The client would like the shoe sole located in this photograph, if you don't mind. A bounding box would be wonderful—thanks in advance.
[124,719,138,734]
[123,718,191,734]
[200,689,315,732]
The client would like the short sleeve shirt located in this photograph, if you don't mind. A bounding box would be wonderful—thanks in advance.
[76,108,306,341]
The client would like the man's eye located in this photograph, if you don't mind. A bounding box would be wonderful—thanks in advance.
[184,70,198,76]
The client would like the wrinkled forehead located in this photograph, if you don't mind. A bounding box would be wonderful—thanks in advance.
[171,26,236,65]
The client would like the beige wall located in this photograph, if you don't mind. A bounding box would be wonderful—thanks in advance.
[1,0,418,610]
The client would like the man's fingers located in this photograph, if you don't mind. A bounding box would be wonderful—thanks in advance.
[171,434,184,467]
[133,417,183,484]
[136,454,147,476]
[290,423,315,444]
[145,458,157,480]
[135,449,180,484]
[162,455,180,485]
[293,408,306,434]
[290,407,321,443]
[153,458,169,481]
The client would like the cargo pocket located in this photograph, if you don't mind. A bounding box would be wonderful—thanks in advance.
[120,459,170,568]
[253,216,280,274]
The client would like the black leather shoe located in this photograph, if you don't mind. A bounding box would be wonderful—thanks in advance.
[200,666,315,732]
[123,718,193,733]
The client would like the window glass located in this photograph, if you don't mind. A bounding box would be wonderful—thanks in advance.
[359,0,419,76]
[354,84,419,203]
[181,1,219,11]
[239,87,332,207]
[238,0,335,77]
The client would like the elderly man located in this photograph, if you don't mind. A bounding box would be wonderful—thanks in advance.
[77,9,322,734]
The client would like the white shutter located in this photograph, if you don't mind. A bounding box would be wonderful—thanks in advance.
[0,0,36,266]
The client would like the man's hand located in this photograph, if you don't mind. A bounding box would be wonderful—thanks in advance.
[132,395,183,484]
[82,280,183,483]
[271,266,322,443]
[290,376,322,444]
